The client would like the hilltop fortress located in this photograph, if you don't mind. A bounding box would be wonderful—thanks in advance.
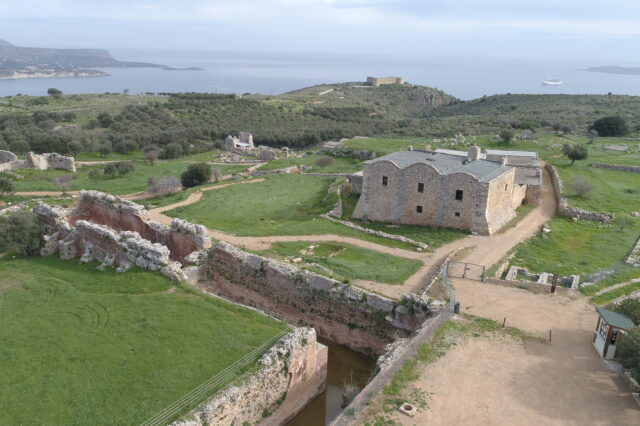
[366,76,405,86]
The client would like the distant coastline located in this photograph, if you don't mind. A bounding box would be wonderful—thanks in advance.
[584,66,640,76]
[0,69,109,80]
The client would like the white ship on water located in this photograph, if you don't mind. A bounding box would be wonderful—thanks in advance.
[543,77,563,86]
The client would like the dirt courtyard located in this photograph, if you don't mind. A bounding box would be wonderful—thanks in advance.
[387,279,639,425]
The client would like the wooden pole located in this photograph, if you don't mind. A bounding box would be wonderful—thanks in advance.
[502,317,506,327]
[551,273,558,294]
[549,330,552,342]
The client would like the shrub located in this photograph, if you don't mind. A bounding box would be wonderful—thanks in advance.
[181,163,212,188]
[613,299,640,325]
[315,157,334,168]
[591,116,629,137]
[0,176,15,197]
[562,143,588,165]
[0,211,43,256]
[159,143,183,159]
[47,88,63,98]
[52,175,76,194]
[569,177,594,199]
[88,169,103,180]
[104,161,134,178]
[148,176,182,196]
[616,326,640,381]
[498,129,514,145]
[145,149,159,165]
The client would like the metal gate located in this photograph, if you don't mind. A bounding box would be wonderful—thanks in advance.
[447,261,486,282]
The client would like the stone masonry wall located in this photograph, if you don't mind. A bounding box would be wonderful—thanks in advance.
[201,241,436,355]
[592,163,640,174]
[176,328,327,426]
[26,152,76,172]
[545,164,614,223]
[353,160,519,235]
[70,191,210,263]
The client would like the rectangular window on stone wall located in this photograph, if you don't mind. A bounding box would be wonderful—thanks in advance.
[382,176,388,186]
[505,184,508,191]
[418,182,424,193]
[416,205,423,213]
[455,212,460,217]
[455,189,464,200]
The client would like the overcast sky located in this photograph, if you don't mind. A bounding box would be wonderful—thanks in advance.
[1,0,639,60]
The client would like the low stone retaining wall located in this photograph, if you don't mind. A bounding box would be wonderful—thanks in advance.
[625,236,640,267]
[200,241,436,355]
[505,265,579,288]
[251,165,302,176]
[320,214,429,250]
[592,163,640,174]
[175,328,327,426]
[545,164,613,223]
[485,277,573,295]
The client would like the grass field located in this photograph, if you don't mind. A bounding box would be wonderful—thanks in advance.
[258,241,422,284]
[6,153,248,195]
[259,154,362,173]
[0,255,288,425]
[165,174,414,249]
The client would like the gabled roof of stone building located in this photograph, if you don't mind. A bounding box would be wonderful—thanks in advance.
[366,150,511,183]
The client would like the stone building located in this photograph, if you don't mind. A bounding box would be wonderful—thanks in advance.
[352,147,530,235]
[366,76,405,87]
[225,132,254,152]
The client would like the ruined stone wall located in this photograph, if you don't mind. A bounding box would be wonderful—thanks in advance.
[0,150,17,164]
[258,148,276,161]
[26,152,76,172]
[592,163,640,174]
[545,164,613,223]
[176,328,327,426]
[352,160,518,235]
[33,201,187,281]
[511,183,528,209]
[200,242,435,355]
[70,191,210,263]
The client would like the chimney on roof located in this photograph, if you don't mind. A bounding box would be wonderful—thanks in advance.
[467,146,481,161]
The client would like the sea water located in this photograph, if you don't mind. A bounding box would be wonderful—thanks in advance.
[0,49,638,100]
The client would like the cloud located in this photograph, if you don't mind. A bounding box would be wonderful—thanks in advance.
[0,0,638,57]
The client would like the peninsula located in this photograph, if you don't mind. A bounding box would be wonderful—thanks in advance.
[0,38,163,79]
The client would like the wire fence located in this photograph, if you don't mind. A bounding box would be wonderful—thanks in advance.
[139,328,291,426]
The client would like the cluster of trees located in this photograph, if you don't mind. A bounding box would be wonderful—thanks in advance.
[180,163,212,188]
[613,299,640,381]
[0,211,43,256]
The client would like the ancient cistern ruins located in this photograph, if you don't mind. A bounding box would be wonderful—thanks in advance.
[33,190,448,425]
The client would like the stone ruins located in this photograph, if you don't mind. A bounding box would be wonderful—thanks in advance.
[0,149,76,172]
[31,189,442,424]
[225,132,254,152]
[353,146,540,235]
[366,76,405,86]
[26,151,76,172]
[34,191,211,282]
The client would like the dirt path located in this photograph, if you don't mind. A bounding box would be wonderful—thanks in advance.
[379,279,638,425]
[594,278,640,296]
[145,167,558,299]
